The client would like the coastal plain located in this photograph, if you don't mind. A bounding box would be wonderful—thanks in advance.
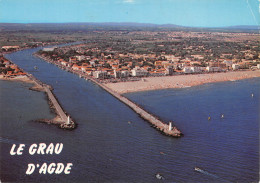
[104,70,260,93]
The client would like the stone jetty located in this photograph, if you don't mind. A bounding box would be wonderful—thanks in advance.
[44,85,76,129]
[4,56,76,129]
[28,75,76,129]
[34,52,182,137]
[90,78,182,137]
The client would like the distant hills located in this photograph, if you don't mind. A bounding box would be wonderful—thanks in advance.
[0,22,259,33]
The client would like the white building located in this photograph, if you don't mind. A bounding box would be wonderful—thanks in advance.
[164,55,181,62]
[223,60,233,67]
[89,61,96,66]
[192,67,203,73]
[75,55,85,61]
[93,71,108,79]
[257,64,260,69]
[61,61,67,66]
[131,68,148,77]
[166,66,174,75]
[121,70,129,77]
[183,67,202,73]
[149,72,166,77]
[191,55,204,60]
[206,66,222,72]
[42,47,57,52]
[183,67,193,73]
[114,70,130,78]
[114,70,120,78]
[232,64,240,70]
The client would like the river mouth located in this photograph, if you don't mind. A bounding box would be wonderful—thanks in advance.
[1,45,259,182]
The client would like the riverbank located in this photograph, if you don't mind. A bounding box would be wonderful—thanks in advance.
[104,70,260,94]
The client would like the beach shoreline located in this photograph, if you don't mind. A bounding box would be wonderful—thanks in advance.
[104,70,260,94]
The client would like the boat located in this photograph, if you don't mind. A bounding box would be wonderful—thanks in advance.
[155,173,164,180]
[34,66,38,70]
[160,152,165,155]
[194,167,202,172]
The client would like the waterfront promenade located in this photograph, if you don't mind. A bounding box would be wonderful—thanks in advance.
[35,53,182,137]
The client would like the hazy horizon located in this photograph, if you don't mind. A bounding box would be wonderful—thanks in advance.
[0,22,259,30]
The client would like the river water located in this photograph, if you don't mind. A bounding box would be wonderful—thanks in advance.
[0,46,259,182]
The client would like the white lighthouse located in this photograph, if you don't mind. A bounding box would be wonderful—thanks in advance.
[67,116,71,125]
[169,122,172,131]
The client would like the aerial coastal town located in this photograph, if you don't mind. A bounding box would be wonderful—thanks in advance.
[0,1,260,181]
[1,29,259,92]
[32,31,259,83]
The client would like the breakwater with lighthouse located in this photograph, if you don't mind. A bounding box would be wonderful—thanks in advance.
[3,56,76,129]
[34,52,182,137]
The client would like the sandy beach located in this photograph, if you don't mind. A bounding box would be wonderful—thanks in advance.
[104,70,260,94]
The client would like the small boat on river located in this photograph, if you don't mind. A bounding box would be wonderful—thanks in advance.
[194,167,202,172]
[155,173,164,180]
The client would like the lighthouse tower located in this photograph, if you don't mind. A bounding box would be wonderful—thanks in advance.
[66,116,71,125]
[169,122,172,131]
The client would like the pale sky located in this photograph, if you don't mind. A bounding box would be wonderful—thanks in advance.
[0,0,259,27]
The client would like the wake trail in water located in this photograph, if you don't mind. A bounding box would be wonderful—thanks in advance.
[196,169,218,178]
[195,168,232,183]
